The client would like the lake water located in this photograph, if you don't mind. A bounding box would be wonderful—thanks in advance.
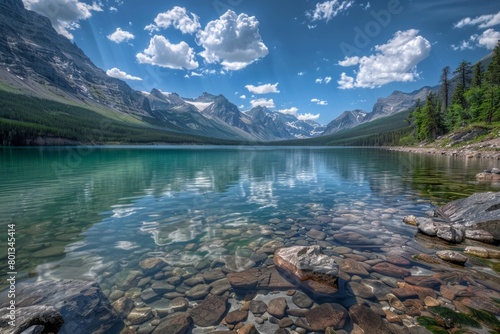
[1,146,499,333]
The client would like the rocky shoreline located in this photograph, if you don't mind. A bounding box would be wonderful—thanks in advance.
[2,193,500,334]
[386,136,500,160]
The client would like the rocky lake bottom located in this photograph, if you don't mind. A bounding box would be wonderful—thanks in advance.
[0,147,499,334]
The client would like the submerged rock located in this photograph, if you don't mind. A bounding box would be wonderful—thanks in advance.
[436,250,468,265]
[436,192,500,242]
[0,306,64,334]
[190,295,228,327]
[273,246,339,294]
[0,280,118,334]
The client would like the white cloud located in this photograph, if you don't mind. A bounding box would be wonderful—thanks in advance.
[362,2,371,10]
[311,98,328,106]
[278,107,299,116]
[315,76,332,84]
[106,68,142,80]
[250,98,275,108]
[245,83,280,94]
[454,11,500,29]
[277,107,320,121]
[23,0,103,39]
[298,113,320,121]
[197,10,269,70]
[337,29,431,89]
[109,6,117,12]
[298,72,305,76]
[452,29,500,51]
[136,35,199,70]
[240,95,247,99]
[147,6,201,35]
[324,76,332,84]
[477,29,500,49]
[306,0,354,23]
[190,72,203,77]
[315,78,323,84]
[107,28,134,43]
[338,73,355,89]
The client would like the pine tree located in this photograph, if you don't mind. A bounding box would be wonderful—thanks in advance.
[454,60,473,90]
[472,62,483,88]
[440,66,450,113]
[486,41,500,86]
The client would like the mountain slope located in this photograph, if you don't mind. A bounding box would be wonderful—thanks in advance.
[322,109,367,136]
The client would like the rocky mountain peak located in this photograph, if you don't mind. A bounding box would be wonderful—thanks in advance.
[1,0,25,12]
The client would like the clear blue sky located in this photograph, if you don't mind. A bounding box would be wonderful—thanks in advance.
[23,0,500,124]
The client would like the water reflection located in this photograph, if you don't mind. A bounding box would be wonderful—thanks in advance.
[0,146,497,286]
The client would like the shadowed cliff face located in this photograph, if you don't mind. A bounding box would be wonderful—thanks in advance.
[0,0,149,116]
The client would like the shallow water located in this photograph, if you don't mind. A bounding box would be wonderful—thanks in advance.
[0,146,499,333]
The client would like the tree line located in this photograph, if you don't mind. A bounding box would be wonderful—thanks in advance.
[407,41,500,142]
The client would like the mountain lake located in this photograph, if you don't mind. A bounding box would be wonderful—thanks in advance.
[0,146,499,333]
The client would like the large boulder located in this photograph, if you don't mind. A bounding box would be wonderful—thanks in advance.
[274,246,339,294]
[0,280,118,334]
[436,192,500,242]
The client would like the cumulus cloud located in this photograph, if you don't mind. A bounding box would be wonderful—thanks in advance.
[250,98,275,108]
[277,107,320,121]
[337,29,431,89]
[452,29,500,51]
[245,83,280,94]
[477,29,500,49]
[23,0,102,39]
[240,95,247,99]
[278,107,299,116]
[306,0,354,23]
[146,6,200,35]
[454,11,500,29]
[107,28,134,43]
[106,68,142,80]
[298,113,320,121]
[136,35,199,70]
[197,10,269,70]
[315,78,323,84]
[311,98,328,106]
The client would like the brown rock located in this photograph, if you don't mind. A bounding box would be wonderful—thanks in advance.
[190,295,228,327]
[307,229,327,240]
[396,282,436,299]
[436,250,468,265]
[139,258,167,275]
[424,296,440,307]
[386,255,411,266]
[384,309,401,323]
[111,296,134,316]
[348,282,376,299]
[372,262,410,278]
[403,276,441,289]
[249,300,267,315]
[305,303,348,331]
[268,297,288,319]
[274,246,339,294]
[227,268,261,289]
[237,323,257,334]
[225,310,248,324]
[340,259,369,276]
[349,304,388,334]
[278,317,294,328]
[152,313,192,334]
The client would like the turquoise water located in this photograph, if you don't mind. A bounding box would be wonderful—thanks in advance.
[0,146,499,332]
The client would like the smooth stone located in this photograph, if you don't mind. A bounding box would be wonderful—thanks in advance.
[465,229,495,243]
[403,215,417,226]
[237,323,257,334]
[225,310,248,324]
[139,258,167,275]
[249,300,268,315]
[278,317,294,328]
[185,284,211,300]
[203,268,226,283]
[371,262,410,279]
[170,297,189,312]
[152,313,192,334]
[268,297,288,319]
[436,250,468,264]
[184,276,204,287]
[306,229,326,240]
[349,304,388,334]
[190,295,228,327]
[227,268,260,289]
[210,278,232,296]
[340,259,369,276]
[305,303,348,331]
[259,240,285,254]
[424,296,440,307]
[151,281,176,294]
[464,246,489,258]
[348,282,376,299]
[127,307,153,325]
[292,291,314,309]
[403,276,440,289]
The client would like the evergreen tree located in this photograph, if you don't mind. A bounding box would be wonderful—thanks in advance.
[454,60,473,90]
[440,66,450,113]
[472,62,483,88]
[486,41,500,86]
